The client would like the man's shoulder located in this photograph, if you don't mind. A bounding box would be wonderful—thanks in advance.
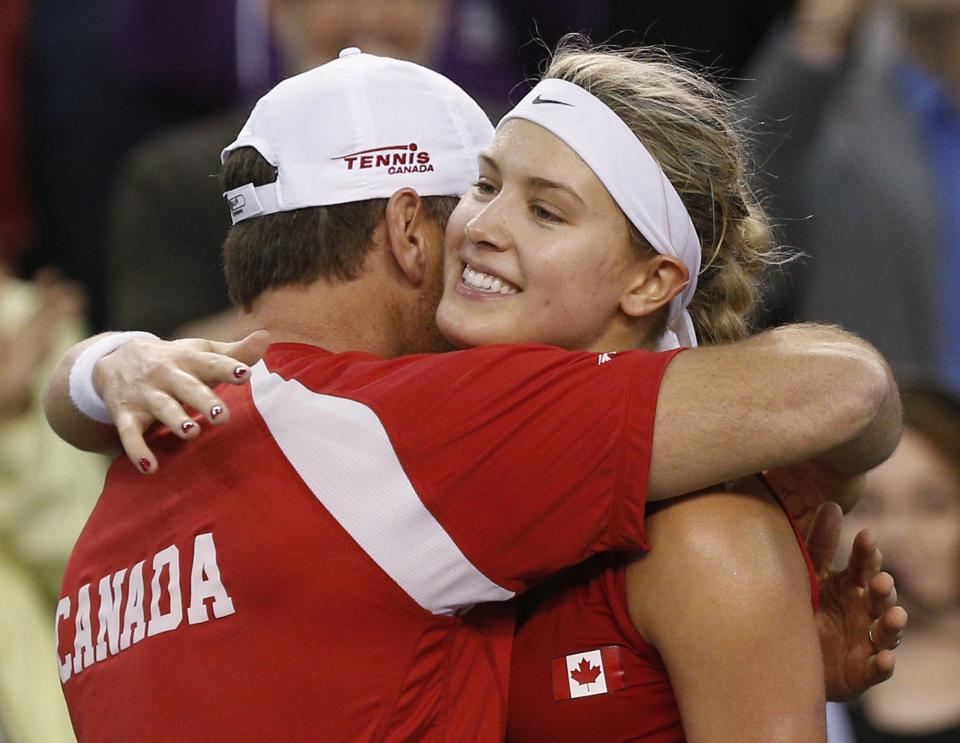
[261,342,669,393]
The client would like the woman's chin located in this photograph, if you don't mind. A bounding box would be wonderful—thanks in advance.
[436,313,512,351]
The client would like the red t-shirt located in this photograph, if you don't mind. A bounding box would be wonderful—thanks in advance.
[56,342,680,742]
[507,498,819,743]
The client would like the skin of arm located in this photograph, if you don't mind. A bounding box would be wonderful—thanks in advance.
[647,323,901,504]
[626,482,827,743]
[43,323,899,492]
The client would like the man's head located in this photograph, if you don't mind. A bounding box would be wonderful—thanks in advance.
[219,48,492,353]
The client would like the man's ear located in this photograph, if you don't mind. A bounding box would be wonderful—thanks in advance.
[620,255,689,319]
[383,188,429,285]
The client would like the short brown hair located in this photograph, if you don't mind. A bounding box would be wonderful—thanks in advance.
[221,147,458,310]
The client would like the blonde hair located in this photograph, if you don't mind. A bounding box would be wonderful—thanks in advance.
[544,38,779,345]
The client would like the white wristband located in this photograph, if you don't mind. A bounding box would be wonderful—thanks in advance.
[68,332,160,424]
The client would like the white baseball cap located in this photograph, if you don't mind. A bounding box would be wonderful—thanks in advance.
[222,47,494,224]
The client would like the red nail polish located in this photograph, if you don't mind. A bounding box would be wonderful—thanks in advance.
[210,405,224,419]
[139,458,152,472]
[233,366,248,379]
[181,420,197,434]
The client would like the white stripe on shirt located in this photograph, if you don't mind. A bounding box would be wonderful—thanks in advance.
[250,361,515,616]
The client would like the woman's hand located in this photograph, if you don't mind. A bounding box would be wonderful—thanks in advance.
[805,503,908,701]
[93,330,271,472]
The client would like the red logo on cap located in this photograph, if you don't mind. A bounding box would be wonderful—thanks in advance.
[332,143,434,174]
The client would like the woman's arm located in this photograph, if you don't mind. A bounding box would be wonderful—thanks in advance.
[626,482,826,743]
[43,332,133,454]
[43,331,270,470]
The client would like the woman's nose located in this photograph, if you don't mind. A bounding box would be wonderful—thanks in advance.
[464,200,511,253]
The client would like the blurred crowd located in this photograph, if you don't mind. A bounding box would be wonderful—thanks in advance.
[1,0,958,741]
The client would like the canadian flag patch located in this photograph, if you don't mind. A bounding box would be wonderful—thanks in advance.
[551,646,625,700]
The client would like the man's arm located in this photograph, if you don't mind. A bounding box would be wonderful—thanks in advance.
[44,323,898,489]
[647,323,900,502]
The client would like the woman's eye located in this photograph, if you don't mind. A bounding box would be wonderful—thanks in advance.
[531,204,561,222]
[474,179,498,196]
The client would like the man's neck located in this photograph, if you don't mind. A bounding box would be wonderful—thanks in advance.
[239,283,395,356]
[239,278,450,358]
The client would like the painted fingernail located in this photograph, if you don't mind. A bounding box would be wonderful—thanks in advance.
[233,366,248,379]
[210,405,224,420]
[181,420,197,434]
[139,458,152,473]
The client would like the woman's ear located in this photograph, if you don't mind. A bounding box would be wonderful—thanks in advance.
[620,255,689,318]
[383,188,428,285]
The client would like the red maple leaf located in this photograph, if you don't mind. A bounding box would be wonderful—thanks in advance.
[570,658,602,686]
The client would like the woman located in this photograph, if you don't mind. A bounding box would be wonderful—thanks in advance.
[48,40,903,742]
[433,41,825,742]
[838,385,960,742]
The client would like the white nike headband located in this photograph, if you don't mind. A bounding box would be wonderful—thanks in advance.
[498,78,702,350]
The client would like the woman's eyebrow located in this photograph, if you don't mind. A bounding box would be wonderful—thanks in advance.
[478,153,500,172]
[526,176,585,206]
[480,152,585,205]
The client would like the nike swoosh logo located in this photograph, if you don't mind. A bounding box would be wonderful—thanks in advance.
[532,94,573,107]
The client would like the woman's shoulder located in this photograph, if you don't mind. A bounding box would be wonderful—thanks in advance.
[636,476,795,567]
[625,478,815,642]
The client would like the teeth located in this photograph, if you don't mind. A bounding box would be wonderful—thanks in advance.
[461,264,519,295]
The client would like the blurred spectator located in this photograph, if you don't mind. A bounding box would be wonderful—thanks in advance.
[0,267,107,742]
[744,0,960,391]
[104,109,246,340]
[112,0,278,110]
[22,0,277,330]
[271,0,451,71]
[837,384,960,740]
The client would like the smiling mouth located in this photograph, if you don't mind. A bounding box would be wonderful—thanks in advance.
[461,263,520,295]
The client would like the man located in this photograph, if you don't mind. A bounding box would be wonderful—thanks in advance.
[106,0,460,340]
[47,50,904,741]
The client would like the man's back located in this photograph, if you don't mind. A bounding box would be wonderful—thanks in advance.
[56,342,674,741]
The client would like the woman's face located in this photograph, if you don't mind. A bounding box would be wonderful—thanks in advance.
[846,428,960,615]
[435,119,654,352]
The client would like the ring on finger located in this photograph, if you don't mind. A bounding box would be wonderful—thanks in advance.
[868,624,903,651]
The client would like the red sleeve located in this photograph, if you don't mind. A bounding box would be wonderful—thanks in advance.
[351,344,683,593]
